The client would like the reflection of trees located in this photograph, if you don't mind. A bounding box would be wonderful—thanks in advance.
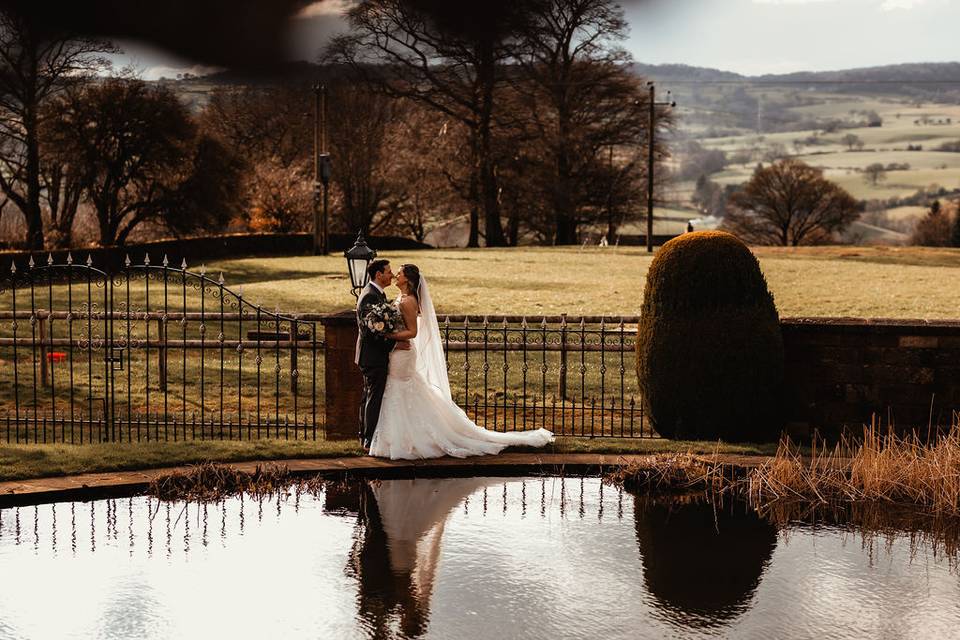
[333,478,500,640]
[633,495,778,629]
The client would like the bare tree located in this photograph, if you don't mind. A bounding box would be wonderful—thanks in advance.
[327,85,404,236]
[198,85,310,170]
[52,78,197,245]
[841,133,863,151]
[863,162,887,186]
[385,104,463,242]
[911,199,952,246]
[723,159,859,246]
[509,0,655,244]
[0,9,115,248]
[245,160,313,233]
[38,93,87,247]
[326,0,532,246]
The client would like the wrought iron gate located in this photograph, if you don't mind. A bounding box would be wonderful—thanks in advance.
[0,254,321,443]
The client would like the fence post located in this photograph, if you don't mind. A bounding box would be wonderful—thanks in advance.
[157,318,167,390]
[39,313,49,387]
[291,318,299,395]
[320,310,362,440]
[557,313,568,400]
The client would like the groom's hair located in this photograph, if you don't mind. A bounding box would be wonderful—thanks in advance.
[367,259,390,280]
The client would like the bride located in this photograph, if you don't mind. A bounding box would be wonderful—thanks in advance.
[368,264,554,460]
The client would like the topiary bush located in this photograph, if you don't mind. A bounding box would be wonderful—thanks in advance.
[637,231,784,442]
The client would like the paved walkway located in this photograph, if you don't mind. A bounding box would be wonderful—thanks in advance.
[0,452,772,507]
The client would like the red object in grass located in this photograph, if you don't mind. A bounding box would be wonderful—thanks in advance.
[46,352,67,362]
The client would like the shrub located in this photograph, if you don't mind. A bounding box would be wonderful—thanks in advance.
[636,231,784,442]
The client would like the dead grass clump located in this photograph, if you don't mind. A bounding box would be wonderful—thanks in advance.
[750,423,960,516]
[148,462,321,502]
[603,453,746,496]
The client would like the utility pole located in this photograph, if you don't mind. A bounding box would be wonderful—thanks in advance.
[646,82,676,253]
[313,83,332,255]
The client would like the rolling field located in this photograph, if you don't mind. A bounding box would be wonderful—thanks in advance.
[690,93,960,223]
[195,246,960,320]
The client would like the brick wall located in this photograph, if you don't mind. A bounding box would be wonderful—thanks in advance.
[782,318,960,438]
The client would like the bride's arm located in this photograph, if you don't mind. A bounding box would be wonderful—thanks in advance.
[387,297,419,341]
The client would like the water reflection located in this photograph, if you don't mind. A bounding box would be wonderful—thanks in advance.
[1,478,960,639]
[332,479,504,639]
[633,496,778,629]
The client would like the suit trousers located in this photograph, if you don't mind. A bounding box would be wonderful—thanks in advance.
[359,363,389,445]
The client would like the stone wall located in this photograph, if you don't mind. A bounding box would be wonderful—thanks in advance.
[781,318,960,438]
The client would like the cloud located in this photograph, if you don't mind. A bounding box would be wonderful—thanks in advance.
[296,1,354,18]
[753,0,941,6]
[879,0,938,8]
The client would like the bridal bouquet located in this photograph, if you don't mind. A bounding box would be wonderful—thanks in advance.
[362,302,403,338]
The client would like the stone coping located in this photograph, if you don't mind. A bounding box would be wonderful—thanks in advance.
[0,453,772,508]
[781,317,960,333]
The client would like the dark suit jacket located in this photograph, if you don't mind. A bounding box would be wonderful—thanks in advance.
[356,284,396,369]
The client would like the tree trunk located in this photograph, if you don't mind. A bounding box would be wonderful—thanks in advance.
[96,200,114,246]
[476,40,505,247]
[23,73,44,250]
[552,103,577,245]
[467,169,480,248]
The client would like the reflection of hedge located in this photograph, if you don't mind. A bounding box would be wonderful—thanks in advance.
[634,497,778,627]
[637,231,784,442]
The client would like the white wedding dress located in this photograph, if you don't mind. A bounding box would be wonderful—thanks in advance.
[369,277,554,460]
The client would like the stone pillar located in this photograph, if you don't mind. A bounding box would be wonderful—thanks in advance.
[320,310,362,440]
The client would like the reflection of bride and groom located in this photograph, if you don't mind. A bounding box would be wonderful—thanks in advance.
[329,478,779,638]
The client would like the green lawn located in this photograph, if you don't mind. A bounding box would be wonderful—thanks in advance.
[0,437,779,483]
[202,245,960,320]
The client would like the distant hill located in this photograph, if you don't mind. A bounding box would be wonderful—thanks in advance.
[631,63,744,83]
[180,60,960,95]
[631,62,960,100]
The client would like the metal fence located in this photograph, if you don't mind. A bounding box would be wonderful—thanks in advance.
[0,255,647,443]
[0,254,321,444]
[439,315,648,437]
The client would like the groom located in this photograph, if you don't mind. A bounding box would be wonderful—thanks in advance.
[355,259,409,449]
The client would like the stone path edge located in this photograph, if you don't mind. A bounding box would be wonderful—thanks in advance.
[0,452,771,508]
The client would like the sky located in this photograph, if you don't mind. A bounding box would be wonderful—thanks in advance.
[116,0,960,80]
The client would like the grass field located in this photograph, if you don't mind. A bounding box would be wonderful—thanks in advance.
[3,245,954,440]
[198,246,960,320]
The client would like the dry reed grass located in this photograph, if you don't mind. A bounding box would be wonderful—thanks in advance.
[750,421,960,516]
[147,462,325,502]
[605,423,960,563]
[603,452,748,496]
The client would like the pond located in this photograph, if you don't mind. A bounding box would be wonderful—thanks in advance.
[1,477,959,639]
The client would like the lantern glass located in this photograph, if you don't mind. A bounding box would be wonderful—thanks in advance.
[344,232,377,297]
[348,258,368,291]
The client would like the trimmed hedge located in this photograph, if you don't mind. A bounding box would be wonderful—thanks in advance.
[636,231,784,442]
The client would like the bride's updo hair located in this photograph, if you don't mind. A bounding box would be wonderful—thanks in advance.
[400,263,421,303]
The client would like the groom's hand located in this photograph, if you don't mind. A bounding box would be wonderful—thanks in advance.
[394,340,412,351]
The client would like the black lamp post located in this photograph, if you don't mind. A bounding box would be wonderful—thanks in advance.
[344,231,377,298]
[313,83,332,256]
